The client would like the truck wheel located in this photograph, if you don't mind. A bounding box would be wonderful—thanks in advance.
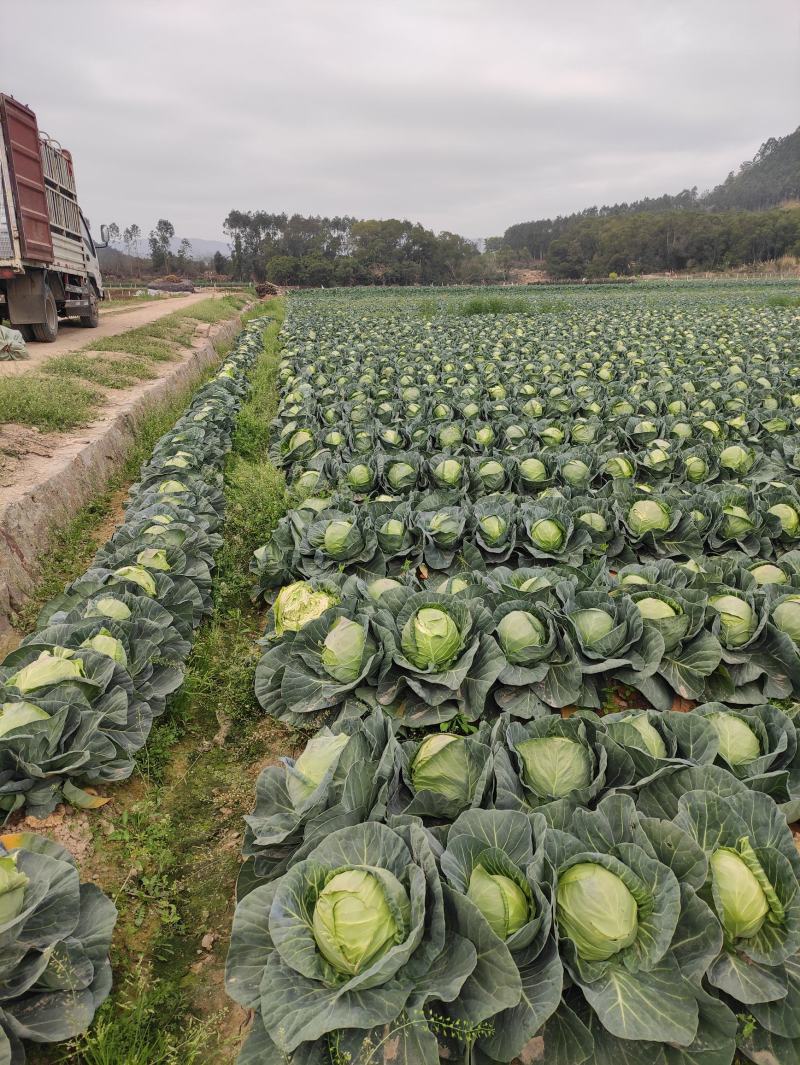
[79,291,100,328]
[31,286,59,342]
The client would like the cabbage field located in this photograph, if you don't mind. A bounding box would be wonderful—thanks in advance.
[3,283,800,1065]
[228,285,800,1065]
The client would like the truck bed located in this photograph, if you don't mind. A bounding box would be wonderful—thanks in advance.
[0,94,85,272]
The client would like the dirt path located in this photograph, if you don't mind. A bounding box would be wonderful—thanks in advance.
[0,290,218,377]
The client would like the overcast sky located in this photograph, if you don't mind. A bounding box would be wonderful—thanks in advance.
[3,0,799,245]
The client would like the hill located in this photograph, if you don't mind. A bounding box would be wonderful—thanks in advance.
[502,126,800,259]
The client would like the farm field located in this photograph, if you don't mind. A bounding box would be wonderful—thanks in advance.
[4,280,800,1065]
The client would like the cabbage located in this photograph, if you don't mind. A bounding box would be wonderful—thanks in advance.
[571,608,614,646]
[274,581,338,635]
[9,650,85,693]
[366,577,403,601]
[85,597,132,621]
[710,848,769,939]
[323,520,354,557]
[136,548,170,571]
[635,596,677,621]
[411,734,470,802]
[627,714,667,758]
[768,502,800,536]
[529,518,565,552]
[113,565,158,596]
[467,864,530,939]
[709,594,755,647]
[516,736,592,796]
[0,855,29,925]
[496,610,546,664]
[286,732,350,807]
[312,868,409,975]
[557,862,638,961]
[320,618,368,683]
[706,711,760,765]
[478,514,507,545]
[401,607,461,669]
[772,596,800,642]
[518,457,548,485]
[81,630,127,667]
[628,499,670,535]
[0,701,50,737]
[750,563,787,586]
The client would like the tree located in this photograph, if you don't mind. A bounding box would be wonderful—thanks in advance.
[174,237,192,275]
[149,219,175,273]
[212,250,229,275]
[265,255,301,285]
[106,222,120,246]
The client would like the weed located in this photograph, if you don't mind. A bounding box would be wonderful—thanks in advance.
[0,375,99,430]
[42,353,159,389]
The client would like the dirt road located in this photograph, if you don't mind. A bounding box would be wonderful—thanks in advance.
[0,290,219,377]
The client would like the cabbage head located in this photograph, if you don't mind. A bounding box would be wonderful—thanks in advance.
[518,457,548,485]
[768,502,800,536]
[626,714,667,758]
[411,734,470,802]
[86,597,132,621]
[516,736,592,796]
[529,518,565,552]
[557,862,638,961]
[720,444,754,474]
[320,618,369,683]
[274,581,339,635]
[0,854,29,925]
[571,608,615,647]
[496,610,546,664]
[709,847,769,939]
[772,595,800,642]
[81,629,128,667]
[113,565,158,595]
[0,700,50,737]
[628,499,670,535]
[312,867,410,976]
[467,864,529,940]
[709,594,755,647]
[366,577,403,601]
[705,710,760,765]
[9,650,85,693]
[286,732,350,807]
[401,606,461,670]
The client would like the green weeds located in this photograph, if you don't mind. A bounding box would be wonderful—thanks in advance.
[0,375,99,430]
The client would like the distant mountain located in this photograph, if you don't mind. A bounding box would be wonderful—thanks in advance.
[704,127,800,211]
[503,125,800,254]
[109,236,230,261]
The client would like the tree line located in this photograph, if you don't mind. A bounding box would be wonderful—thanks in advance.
[222,211,494,285]
[501,127,800,277]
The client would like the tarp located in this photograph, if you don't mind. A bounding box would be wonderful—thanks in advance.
[0,324,28,360]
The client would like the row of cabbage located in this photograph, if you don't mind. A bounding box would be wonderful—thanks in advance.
[228,293,800,1063]
[0,317,269,1063]
[226,703,800,1064]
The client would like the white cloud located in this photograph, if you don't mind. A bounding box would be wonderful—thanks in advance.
[4,0,798,241]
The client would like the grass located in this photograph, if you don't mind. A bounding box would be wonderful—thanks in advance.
[42,353,159,389]
[28,299,291,1065]
[766,293,800,308]
[0,296,250,431]
[0,374,99,430]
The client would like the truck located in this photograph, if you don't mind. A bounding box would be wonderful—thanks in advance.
[0,93,109,342]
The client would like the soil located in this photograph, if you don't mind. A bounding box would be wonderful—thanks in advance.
[0,290,218,377]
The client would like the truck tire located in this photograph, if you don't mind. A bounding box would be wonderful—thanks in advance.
[79,291,100,328]
[31,285,59,342]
